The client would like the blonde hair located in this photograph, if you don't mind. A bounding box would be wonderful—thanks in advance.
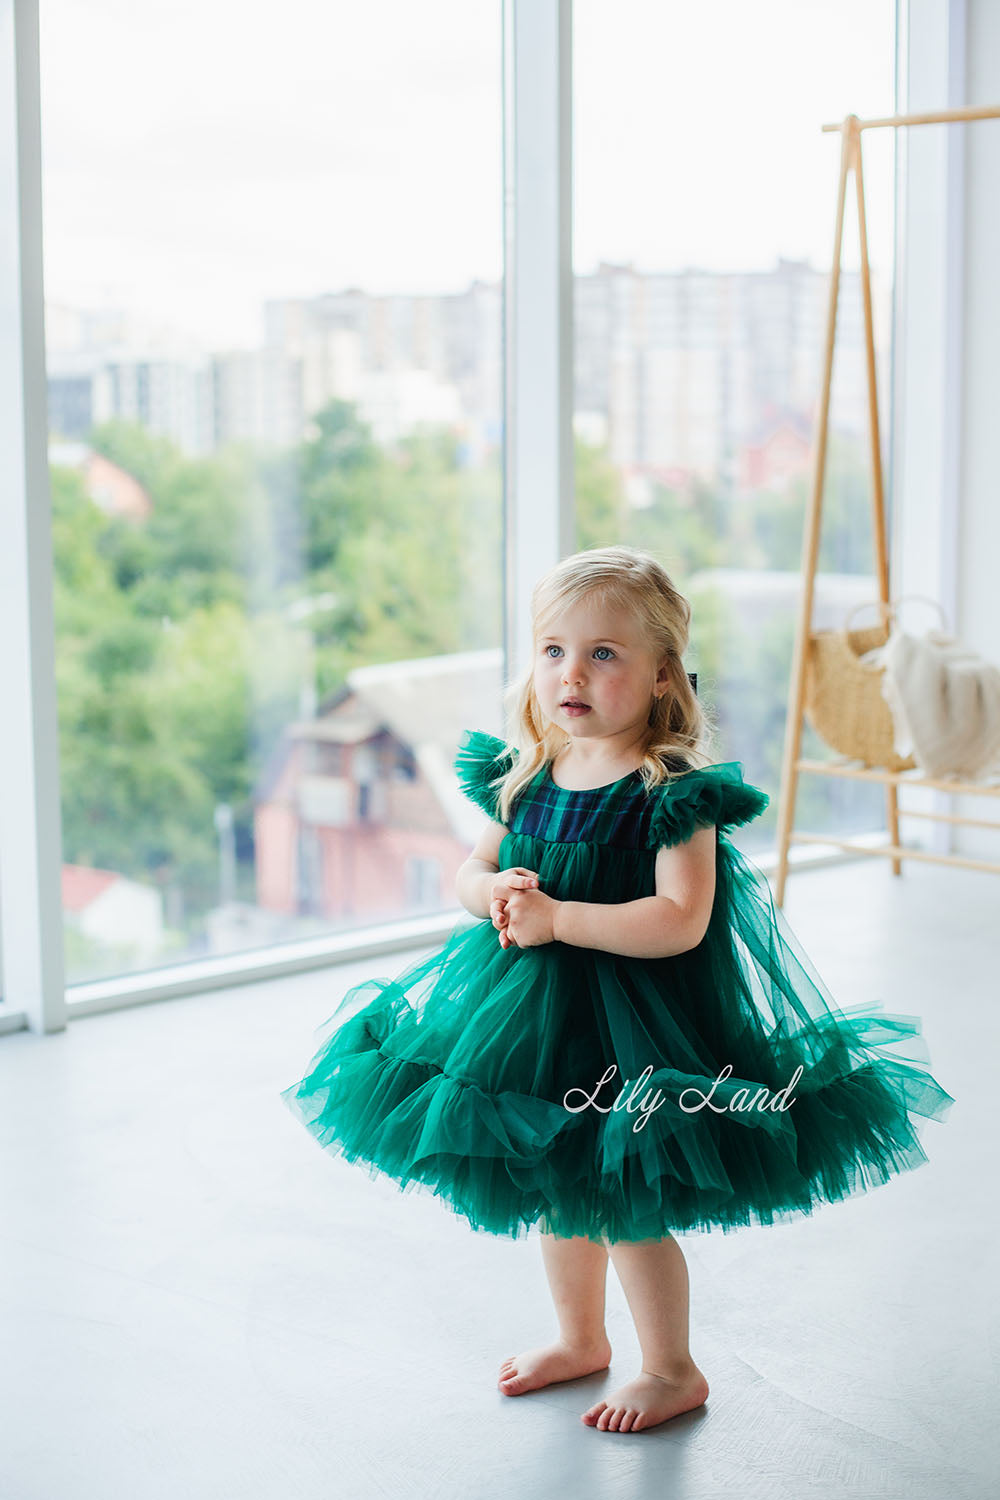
[492,545,720,823]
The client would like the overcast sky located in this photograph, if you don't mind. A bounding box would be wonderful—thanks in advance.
[38,0,897,350]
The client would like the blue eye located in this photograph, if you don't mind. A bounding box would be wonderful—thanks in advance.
[542,644,615,660]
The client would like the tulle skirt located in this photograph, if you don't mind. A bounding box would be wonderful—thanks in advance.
[280,834,955,1243]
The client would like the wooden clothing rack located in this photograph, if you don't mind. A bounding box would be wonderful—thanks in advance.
[774,105,1000,908]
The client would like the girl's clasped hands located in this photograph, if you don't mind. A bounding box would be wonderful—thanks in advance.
[489,868,559,949]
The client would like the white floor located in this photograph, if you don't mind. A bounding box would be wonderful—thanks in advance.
[0,855,994,1500]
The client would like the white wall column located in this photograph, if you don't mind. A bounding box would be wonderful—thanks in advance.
[0,0,66,1032]
[894,0,967,855]
[897,0,1000,860]
[957,0,1000,858]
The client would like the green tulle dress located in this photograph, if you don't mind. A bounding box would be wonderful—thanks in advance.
[280,729,955,1243]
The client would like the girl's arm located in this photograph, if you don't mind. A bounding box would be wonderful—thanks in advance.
[552,826,717,960]
[455,818,537,920]
[455,819,506,918]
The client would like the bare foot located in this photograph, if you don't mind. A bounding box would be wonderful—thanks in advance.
[581,1362,709,1432]
[498,1336,612,1396]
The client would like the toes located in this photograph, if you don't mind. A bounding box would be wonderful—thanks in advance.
[583,1396,647,1433]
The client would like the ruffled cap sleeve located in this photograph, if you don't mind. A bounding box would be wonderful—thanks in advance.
[453,729,517,822]
[646,761,770,850]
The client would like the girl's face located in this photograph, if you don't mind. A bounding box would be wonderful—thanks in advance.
[534,596,670,744]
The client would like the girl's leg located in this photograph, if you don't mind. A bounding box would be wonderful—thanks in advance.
[581,1234,709,1432]
[498,1231,613,1396]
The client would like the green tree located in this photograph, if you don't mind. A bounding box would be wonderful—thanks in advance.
[52,403,506,966]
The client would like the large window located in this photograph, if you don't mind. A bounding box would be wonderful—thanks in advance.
[573,0,898,847]
[39,1,503,983]
[2,1,916,1023]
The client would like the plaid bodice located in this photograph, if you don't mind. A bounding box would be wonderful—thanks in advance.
[453,730,769,853]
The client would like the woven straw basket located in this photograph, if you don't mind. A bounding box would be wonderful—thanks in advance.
[803,595,949,772]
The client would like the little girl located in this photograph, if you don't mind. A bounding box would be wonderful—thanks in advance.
[281,544,954,1436]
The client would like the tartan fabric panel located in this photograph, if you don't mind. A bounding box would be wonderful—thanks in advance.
[454,728,692,852]
[509,765,656,851]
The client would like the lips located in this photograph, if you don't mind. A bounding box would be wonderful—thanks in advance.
[561,700,591,713]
